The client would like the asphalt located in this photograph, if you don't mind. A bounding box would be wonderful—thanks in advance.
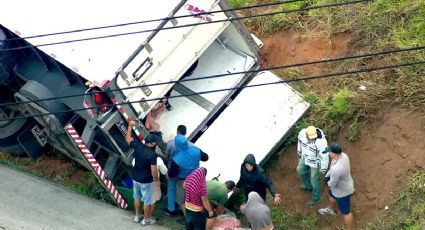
[0,165,169,230]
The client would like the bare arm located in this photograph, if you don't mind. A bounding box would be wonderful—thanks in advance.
[202,196,214,217]
[150,165,160,186]
[215,204,224,215]
[125,120,136,145]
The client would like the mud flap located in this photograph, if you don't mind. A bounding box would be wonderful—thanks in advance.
[65,124,128,209]
[17,123,47,160]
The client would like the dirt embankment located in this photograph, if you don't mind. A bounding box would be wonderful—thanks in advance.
[263,29,425,229]
[262,30,350,75]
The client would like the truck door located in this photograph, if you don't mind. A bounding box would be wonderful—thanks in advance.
[113,0,231,119]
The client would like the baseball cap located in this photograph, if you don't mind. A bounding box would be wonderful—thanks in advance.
[323,144,342,154]
[144,134,157,144]
[306,126,318,139]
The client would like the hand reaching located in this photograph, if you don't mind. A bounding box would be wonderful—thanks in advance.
[154,180,160,187]
[129,119,137,127]
[273,194,281,205]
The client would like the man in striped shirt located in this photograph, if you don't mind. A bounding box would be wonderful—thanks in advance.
[183,167,214,230]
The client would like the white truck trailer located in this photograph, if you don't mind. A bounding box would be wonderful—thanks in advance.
[0,0,309,208]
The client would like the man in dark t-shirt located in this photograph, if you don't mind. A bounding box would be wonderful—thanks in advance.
[126,120,159,226]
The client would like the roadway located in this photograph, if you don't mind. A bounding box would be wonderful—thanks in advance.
[0,165,168,230]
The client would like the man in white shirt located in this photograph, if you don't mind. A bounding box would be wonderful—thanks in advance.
[297,126,328,206]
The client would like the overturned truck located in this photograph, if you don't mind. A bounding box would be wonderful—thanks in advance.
[0,0,309,208]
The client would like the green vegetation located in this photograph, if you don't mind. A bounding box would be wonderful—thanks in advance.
[367,168,425,230]
[271,206,318,229]
[229,0,257,8]
[0,152,100,198]
[232,0,425,141]
[1,1,424,229]
[231,0,425,228]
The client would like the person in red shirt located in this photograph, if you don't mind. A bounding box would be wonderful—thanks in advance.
[183,167,215,230]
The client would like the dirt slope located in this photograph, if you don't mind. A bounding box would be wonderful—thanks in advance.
[263,30,425,229]
[262,30,350,75]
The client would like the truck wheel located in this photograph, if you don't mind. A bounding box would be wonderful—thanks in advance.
[18,80,69,134]
[0,99,33,156]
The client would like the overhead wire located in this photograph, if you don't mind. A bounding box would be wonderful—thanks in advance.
[2,0,305,42]
[2,59,424,122]
[1,45,424,108]
[0,0,369,52]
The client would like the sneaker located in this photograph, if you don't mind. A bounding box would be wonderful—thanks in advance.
[300,185,313,192]
[305,199,321,206]
[163,208,178,217]
[319,207,337,216]
[141,218,157,226]
[177,218,186,226]
[134,215,143,223]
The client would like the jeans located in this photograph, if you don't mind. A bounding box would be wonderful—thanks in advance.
[185,209,207,230]
[167,177,177,211]
[297,158,321,201]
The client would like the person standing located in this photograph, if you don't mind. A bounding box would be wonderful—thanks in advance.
[235,154,281,205]
[165,134,208,219]
[240,192,273,230]
[297,125,328,206]
[183,167,214,230]
[165,125,189,160]
[319,144,355,230]
[152,156,168,204]
[126,120,159,226]
[164,125,189,216]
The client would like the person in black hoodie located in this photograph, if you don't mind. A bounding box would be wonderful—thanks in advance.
[235,154,281,205]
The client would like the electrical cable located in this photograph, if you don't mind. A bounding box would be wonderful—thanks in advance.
[1,59,424,122]
[2,0,305,42]
[1,45,424,108]
[0,0,369,52]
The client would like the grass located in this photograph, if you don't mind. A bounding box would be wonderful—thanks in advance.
[231,0,425,228]
[2,0,425,228]
[234,0,425,141]
[229,0,257,8]
[366,168,425,230]
[0,152,100,198]
[271,206,318,229]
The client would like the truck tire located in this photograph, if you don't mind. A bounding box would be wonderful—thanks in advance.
[0,98,33,156]
[18,81,69,134]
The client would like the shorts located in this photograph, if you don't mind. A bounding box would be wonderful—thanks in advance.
[328,188,351,215]
[175,179,185,206]
[133,180,154,205]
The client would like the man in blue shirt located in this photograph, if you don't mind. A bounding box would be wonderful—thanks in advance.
[164,134,208,219]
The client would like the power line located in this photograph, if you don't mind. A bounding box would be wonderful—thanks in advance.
[1,45,424,108]
[0,0,368,52]
[2,59,424,122]
[2,0,305,42]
